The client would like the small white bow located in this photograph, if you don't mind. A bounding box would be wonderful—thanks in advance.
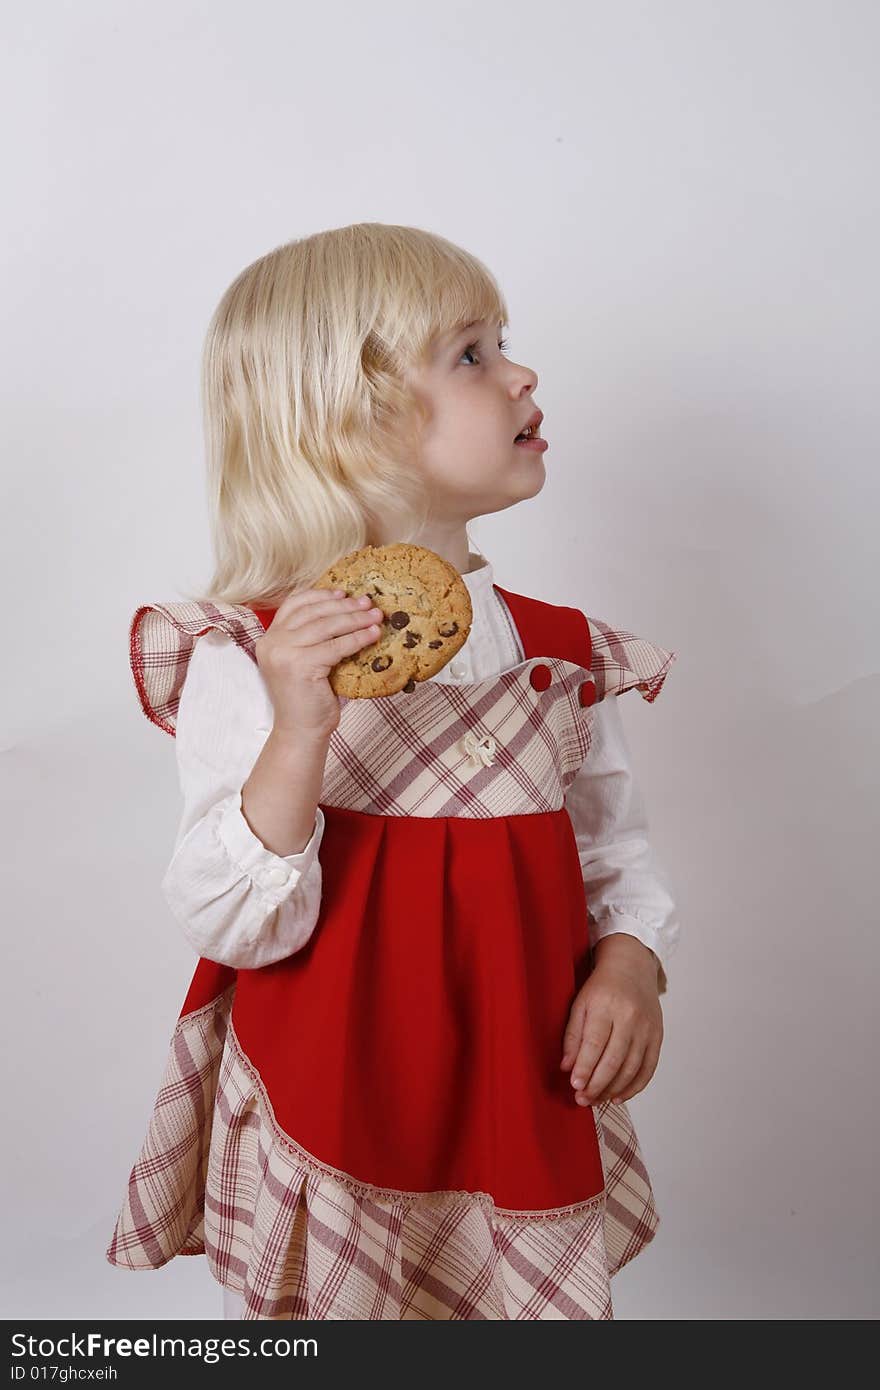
[461,729,498,768]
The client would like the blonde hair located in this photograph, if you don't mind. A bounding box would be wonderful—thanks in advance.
[182,222,509,607]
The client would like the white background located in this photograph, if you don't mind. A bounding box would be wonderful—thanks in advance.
[2,0,878,1320]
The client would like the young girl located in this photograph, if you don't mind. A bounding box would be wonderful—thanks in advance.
[106,223,679,1321]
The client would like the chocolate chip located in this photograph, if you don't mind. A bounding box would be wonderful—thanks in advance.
[402,678,416,693]
[403,631,421,648]
[437,620,459,638]
[371,655,393,671]
[428,639,443,649]
[389,610,410,629]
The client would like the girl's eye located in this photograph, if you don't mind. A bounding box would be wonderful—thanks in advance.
[461,336,511,365]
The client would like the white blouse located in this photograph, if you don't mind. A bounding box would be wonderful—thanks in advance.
[162,555,680,986]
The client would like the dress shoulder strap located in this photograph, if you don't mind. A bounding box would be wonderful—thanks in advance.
[128,600,263,736]
[129,589,678,737]
[493,585,592,666]
[493,585,677,704]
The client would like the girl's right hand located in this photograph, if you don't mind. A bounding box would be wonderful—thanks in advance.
[254,587,384,740]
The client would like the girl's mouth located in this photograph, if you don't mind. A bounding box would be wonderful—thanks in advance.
[513,434,549,453]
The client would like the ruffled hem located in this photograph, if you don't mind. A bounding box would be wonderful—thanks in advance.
[106,987,660,1320]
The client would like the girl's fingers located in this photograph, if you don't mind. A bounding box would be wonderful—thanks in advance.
[273,590,380,638]
[272,585,366,624]
[271,586,345,622]
[580,1036,644,1107]
[326,620,383,655]
[568,1017,613,1096]
[572,1021,632,1103]
[297,606,383,649]
[609,1036,662,1104]
[560,1000,587,1069]
[604,1061,650,1106]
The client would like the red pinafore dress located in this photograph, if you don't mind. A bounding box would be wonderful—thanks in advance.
[106,583,676,1320]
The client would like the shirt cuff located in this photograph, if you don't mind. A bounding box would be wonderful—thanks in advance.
[214,789,325,903]
[590,908,675,996]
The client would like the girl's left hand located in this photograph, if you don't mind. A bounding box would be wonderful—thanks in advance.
[560,936,664,1106]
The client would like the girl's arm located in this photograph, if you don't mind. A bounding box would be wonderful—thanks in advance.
[159,630,326,969]
[563,693,680,995]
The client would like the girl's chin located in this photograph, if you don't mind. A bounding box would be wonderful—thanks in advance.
[513,464,547,500]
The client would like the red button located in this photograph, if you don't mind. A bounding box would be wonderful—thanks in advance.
[530,663,552,691]
[579,680,597,707]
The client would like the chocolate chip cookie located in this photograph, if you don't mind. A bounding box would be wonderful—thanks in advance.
[313,543,473,698]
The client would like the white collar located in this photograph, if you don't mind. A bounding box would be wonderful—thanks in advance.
[461,552,495,599]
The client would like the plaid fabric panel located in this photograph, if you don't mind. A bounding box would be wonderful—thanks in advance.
[105,987,231,1267]
[127,601,675,817]
[321,655,597,815]
[106,990,659,1319]
[127,600,676,741]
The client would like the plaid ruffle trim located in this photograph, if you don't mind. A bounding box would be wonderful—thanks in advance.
[106,987,659,1320]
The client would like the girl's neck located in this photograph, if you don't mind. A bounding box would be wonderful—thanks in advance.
[369,527,484,577]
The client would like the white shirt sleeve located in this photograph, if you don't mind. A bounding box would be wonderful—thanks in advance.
[160,629,326,969]
[563,694,680,993]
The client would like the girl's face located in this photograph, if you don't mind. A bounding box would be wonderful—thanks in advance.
[405,318,546,523]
